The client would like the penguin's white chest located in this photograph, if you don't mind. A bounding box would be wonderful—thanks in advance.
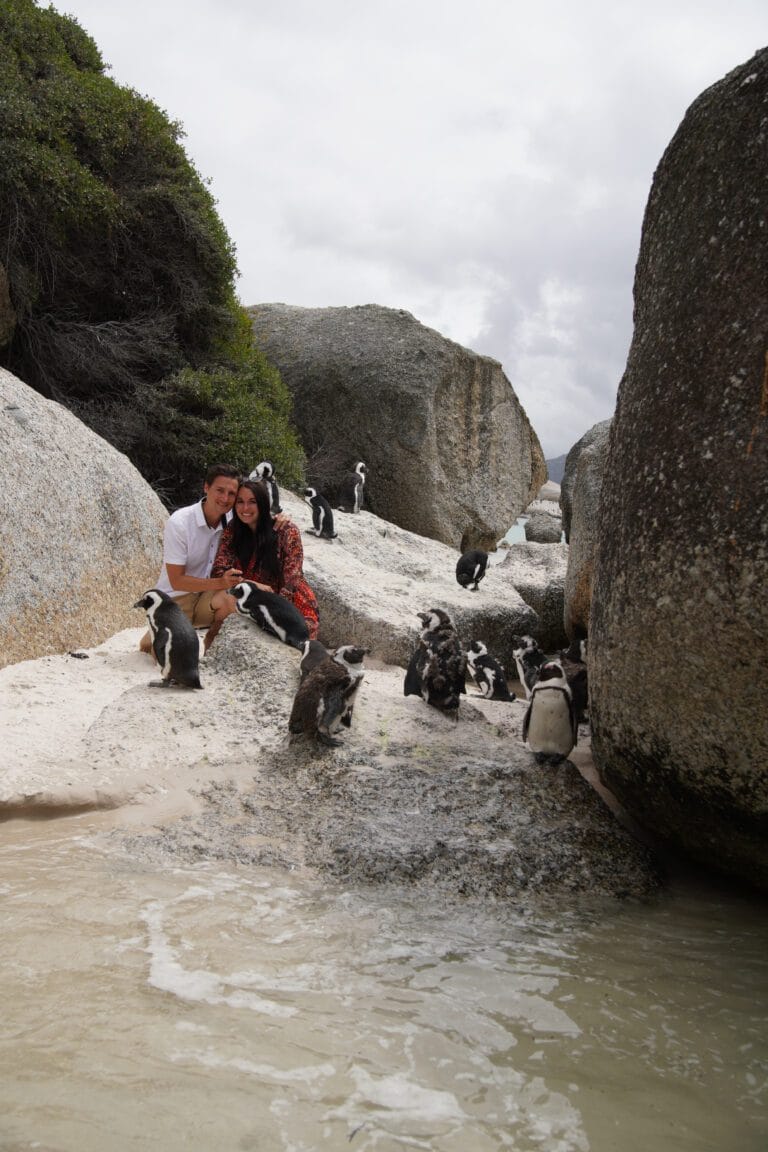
[527,690,573,755]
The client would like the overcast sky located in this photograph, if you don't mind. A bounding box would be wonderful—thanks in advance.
[58,1,766,458]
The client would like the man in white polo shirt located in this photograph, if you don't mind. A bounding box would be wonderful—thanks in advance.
[139,464,245,653]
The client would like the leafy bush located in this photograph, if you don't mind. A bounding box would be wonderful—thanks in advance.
[0,0,306,508]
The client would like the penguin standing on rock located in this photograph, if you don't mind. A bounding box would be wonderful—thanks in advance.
[249,462,281,514]
[299,638,330,680]
[133,589,202,689]
[456,549,488,592]
[289,645,368,747]
[228,581,309,650]
[404,609,467,716]
[466,640,515,701]
[512,635,547,698]
[522,661,578,764]
[338,461,367,513]
[304,487,337,539]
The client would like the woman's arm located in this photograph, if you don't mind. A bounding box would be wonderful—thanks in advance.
[276,521,305,596]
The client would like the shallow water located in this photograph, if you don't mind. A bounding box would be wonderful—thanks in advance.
[0,815,766,1152]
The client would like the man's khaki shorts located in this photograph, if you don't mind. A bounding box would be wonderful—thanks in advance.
[172,591,218,627]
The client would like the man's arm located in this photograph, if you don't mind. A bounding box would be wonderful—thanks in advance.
[165,563,242,594]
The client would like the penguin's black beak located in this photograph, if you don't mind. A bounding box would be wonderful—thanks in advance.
[132,598,145,610]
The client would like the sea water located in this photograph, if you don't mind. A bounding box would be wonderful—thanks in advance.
[0,814,765,1152]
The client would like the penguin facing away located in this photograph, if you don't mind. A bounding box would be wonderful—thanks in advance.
[456,549,488,592]
[558,635,589,723]
[521,660,578,764]
[304,487,337,539]
[466,639,515,701]
[249,461,281,514]
[512,634,548,698]
[228,581,309,650]
[338,461,367,513]
[299,638,330,680]
[404,608,467,716]
[289,644,367,747]
[133,589,202,689]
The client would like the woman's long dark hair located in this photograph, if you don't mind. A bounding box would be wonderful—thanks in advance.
[230,480,280,582]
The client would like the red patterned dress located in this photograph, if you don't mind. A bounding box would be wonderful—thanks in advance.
[211,520,319,639]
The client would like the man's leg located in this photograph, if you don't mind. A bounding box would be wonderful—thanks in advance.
[203,590,237,652]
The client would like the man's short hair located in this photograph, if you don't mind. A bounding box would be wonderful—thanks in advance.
[204,464,241,486]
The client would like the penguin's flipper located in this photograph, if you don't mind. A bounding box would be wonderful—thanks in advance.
[403,650,425,696]
[521,701,532,743]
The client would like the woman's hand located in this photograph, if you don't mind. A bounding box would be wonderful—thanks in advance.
[272,512,291,528]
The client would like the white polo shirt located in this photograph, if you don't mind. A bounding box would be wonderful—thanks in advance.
[156,499,231,598]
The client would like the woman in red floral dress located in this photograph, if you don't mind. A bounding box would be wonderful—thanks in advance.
[205,479,319,648]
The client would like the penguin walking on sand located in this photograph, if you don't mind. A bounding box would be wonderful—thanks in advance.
[466,640,515,701]
[289,644,367,747]
[133,589,202,689]
[404,609,467,716]
[338,461,367,513]
[512,635,547,698]
[522,660,578,764]
[456,549,488,592]
[249,461,281,514]
[228,581,309,650]
[304,487,338,539]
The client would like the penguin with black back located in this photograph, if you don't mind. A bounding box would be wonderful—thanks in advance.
[512,634,547,698]
[466,639,515,701]
[133,589,202,689]
[289,645,368,747]
[338,461,367,513]
[456,549,488,592]
[304,487,338,539]
[228,581,309,650]
[404,608,467,716]
[522,660,578,764]
[249,462,281,514]
[299,638,330,680]
[558,634,589,723]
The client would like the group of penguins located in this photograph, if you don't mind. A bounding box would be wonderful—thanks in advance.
[134,458,588,762]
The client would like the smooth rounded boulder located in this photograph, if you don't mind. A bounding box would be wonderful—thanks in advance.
[589,51,768,888]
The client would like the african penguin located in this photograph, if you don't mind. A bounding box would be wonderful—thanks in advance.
[133,589,202,689]
[456,549,488,592]
[512,634,547,698]
[521,660,578,764]
[228,581,309,650]
[304,487,337,539]
[288,644,367,747]
[466,639,515,701]
[299,638,330,680]
[559,635,589,723]
[249,461,282,514]
[404,608,467,716]
[337,461,367,513]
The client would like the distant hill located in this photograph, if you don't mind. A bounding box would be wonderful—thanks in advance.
[545,454,567,484]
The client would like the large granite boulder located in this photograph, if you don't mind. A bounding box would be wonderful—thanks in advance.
[589,50,768,888]
[0,368,165,667]
[563,422,612,639]
[248,303,545,550]
[560,419,612,542]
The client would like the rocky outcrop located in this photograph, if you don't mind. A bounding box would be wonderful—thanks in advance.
[563,423,611,639]
[560,419,611,542]
[497,542,569,652]
[281,490,537,672]
[0,368,165,667]
[524,510,562,543]
[141,620,662,901]
[248,303,545,550]
[589,50,768,889]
